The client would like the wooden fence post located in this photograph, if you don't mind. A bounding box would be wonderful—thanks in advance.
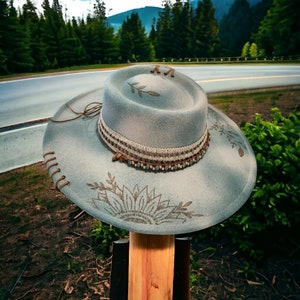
[128,233,175,300]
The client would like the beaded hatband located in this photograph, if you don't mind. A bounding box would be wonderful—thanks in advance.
[98,112,210,172]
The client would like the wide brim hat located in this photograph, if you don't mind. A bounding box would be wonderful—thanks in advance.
[43,65,256,235]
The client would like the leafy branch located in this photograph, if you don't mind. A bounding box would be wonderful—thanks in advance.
[128,82,161,97]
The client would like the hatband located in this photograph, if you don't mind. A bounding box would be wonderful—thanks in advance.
[98,111,210,172]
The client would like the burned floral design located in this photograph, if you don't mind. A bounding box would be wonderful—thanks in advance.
[208,108,246,157]
[87,172,203,225]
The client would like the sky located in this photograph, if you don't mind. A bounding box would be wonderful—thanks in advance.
[15,0,168,18]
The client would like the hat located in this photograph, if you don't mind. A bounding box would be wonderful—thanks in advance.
[43,65,256,235]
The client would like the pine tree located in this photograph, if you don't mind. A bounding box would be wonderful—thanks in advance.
[251,0,273,33]
[41,0,66,67]
[59,20,89,66]
[101,25,119,63]
[155,1,173,59]
[74,17,90,63]
[0,0,9,73]
[254,0,300,56]
[219,0,253,56]
[118,12,154,62]
[20,0,50,71]
[241,41,250,57]
[0,48,7,73]
[148,21,158,50]
[193,0,219,57]
[154,0,219,59]
[4,0,33,72]
[171,0,183,58]
[93,0,106,21]
[171,0,193,58]
[80,2,118,64]
[249,42,258,57]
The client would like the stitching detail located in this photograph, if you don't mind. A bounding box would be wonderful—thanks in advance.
[151,65,175,77]
[43,151,70,190]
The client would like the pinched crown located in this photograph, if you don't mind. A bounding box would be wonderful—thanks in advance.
[98,65,210,172]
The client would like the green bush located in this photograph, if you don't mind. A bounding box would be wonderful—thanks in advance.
[243,108,299,225]
[193,108,300,259]
[90,221,128,257]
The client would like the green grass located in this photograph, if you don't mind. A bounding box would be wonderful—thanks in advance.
[0,63,127,81]
[0,165,67,213]
[209,90,287,105]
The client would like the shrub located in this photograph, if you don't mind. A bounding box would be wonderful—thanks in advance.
[90,221,128,257]
[243,108,299,226]
[193,108,300,259]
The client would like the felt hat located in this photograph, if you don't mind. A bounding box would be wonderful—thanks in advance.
[43,65,257,235]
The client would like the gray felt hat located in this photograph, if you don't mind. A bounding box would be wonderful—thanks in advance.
[43,64,257,235]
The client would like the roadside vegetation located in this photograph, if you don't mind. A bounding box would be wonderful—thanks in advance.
[1,0,299,75]
[1,88,299,299]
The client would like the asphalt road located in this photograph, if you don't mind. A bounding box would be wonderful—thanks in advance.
[1,64,300,173]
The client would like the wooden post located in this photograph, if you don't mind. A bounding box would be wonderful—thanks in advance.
[128,233,175,300]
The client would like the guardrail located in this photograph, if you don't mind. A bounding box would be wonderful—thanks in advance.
[0,118,51,133]
[159,55,300,63]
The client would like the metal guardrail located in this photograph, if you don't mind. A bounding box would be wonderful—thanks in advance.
[0,118,51,133]
[159,55,300,63]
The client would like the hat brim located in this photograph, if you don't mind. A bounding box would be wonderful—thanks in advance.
[43,88,257,235]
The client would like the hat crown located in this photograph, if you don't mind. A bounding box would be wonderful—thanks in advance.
[121,73,193,110]
[101,65,208,149]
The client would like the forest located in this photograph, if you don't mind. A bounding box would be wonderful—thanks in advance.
[0,0,299,74]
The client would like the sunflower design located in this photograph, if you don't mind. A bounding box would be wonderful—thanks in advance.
[87,172,203,225]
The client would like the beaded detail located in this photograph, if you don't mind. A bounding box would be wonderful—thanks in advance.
[98,112,210,172]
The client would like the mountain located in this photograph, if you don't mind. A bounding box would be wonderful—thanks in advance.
[107,6,163,34]
[107,0,262,34]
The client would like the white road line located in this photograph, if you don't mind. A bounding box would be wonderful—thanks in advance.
[197,74,300,83]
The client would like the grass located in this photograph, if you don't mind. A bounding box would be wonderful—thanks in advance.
[0,64,126,81]
[208,87,300,125]
[0,165,66,213]
[210,89,283,102]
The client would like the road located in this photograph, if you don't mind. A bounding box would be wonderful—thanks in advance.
[1,64,300,173]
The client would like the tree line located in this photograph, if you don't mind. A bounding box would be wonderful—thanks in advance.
[0,0,299,74]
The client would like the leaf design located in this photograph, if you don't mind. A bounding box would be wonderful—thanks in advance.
[208,110,246,157]
[128,82,161,98]
[87,182,99,190]
[135,187,148,211]
[123,186,135,211]
[238,147,245,157]
[105,191,124,213]
[147,91,161,97]
[183,201,192,207]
